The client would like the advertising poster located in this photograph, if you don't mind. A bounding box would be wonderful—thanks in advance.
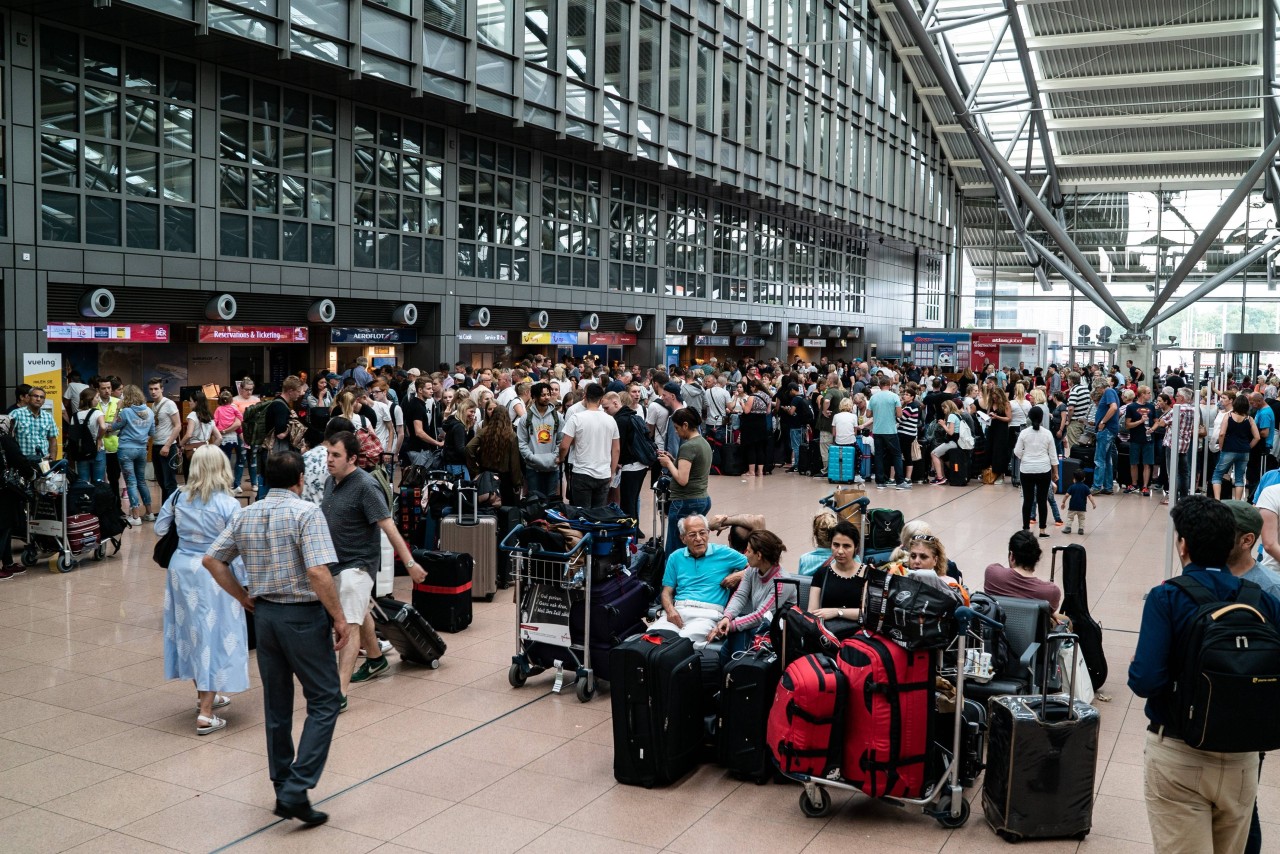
[143,344,190,398]
[23,353,63,459]
[188,346,230,390]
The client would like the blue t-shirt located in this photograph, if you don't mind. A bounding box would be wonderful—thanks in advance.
[1065,482,1091,511]
[1096,388,1121,433]
[661,542,750,608]
[867,391,902,435]
[1243,563,1280,601]
[1255,406,1276,449]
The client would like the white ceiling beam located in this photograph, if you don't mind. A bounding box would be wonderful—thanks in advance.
[950,147,1262,170]
[1045,108,1263,130]
[1037,66,1262,92]
[1023,19,1261,51]
[961,174,1267,193]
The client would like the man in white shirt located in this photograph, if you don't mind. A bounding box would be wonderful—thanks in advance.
[702,374,731,443]
[557,383,619,509]
[147,378,181,501]
[64,371,89,409]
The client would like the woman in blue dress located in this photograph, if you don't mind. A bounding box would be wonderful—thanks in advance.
[156,445,248,735]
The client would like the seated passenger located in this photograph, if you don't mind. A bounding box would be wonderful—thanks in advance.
[806,520,864,634]
[708,530,797,654]
[796,509,837,576]
[901,532,968,603]
[982,530,1063,612]
[649,514,749,646]
[890,519,963,582]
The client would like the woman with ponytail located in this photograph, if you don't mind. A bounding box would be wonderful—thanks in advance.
[1013,405,1058,537]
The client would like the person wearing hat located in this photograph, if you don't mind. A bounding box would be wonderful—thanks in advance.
[1222,498,1280,854]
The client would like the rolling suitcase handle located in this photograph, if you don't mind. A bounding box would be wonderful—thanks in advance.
[456,485,480,526]
[1025,631,1083,720]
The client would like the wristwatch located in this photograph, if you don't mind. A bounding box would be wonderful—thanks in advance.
[838,608,845,618]
[405,560,417,571]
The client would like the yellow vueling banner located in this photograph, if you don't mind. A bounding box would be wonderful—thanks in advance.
[23,353,63,460]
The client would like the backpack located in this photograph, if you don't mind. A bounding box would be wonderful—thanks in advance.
[1166,575,1280,752]
[64,411,98,462]
[626,412,658,467]
[369,464,393,509]
[355,425,384,470]
[968,592,1014,674]
[243,400,273,449]
[955,418,975,451]
[866,508,905,552]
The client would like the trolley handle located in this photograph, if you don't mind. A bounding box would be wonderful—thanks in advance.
[819,492,870,514]
[499,524,594,560]
[954,606,1002,633]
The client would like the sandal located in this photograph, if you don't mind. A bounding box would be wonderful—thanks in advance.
[196,714,226,735]
[197,694,231,711]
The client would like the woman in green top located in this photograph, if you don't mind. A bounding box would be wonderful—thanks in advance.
[658,408,712,556]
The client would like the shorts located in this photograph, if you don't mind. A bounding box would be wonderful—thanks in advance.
[1130,441,1155,466]
[336,566,374,624]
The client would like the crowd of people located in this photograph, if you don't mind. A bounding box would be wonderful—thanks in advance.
[5,350,1280,849]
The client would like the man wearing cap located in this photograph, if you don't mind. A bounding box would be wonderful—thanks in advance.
[1221,499,1279,854]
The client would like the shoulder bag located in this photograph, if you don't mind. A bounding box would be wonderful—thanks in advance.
[152,492,182,568]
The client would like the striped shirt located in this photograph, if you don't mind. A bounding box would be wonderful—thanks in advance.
[206,488,337,603]
[897,400,921,439]
[1068,381,1091,422]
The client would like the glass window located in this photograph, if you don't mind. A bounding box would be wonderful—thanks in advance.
[477,0,513,52]
[669,29,689,122]
[637,12,660,109]
[566,0,595,83]
[524,0,554,66]
[603,0,629,98]
[425,0,465,34]
[695,40,713,132]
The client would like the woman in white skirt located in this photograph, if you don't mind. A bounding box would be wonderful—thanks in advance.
[157,445,248,735]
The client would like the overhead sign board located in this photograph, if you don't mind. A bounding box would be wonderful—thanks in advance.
[695,335,730,346]
[664,335,688,346]
[199,325,308,343]
[47,322,170,343]
[802,338,826,347]
[735,336,766,347]
[588,333,637,346]
[330,327,418,344]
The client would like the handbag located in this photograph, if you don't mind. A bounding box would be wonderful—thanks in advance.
[406,448,442,469]
[1057,638,1095,704]
[152,493,181,569]
[861,566,959,651]
[0,441,31,503]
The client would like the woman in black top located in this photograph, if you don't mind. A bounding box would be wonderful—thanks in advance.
[0,431,34,576]
[442,398,476,480]
[806,520,864,634]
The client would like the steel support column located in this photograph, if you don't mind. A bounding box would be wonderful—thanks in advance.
[1002,0,1063,208]
[1145,236,1280,329]
[1138,134,1280,330]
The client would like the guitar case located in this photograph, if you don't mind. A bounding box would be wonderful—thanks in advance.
[1051,545,1108,689]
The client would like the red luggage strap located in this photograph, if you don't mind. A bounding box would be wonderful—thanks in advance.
[414,581,472,595]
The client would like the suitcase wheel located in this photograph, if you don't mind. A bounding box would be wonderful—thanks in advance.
[934,797,970,829]
[798,787,831,818]
[21,547,37,567]
[575,674,594,703]
[509,661,528,688]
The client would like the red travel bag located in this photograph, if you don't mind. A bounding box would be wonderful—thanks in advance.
[66,513,99,552]
[767,654,847,780]
[838,632,933,799]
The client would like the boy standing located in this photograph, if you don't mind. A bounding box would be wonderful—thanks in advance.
[1060,469,1096,534]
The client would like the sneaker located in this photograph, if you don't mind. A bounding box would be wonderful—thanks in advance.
[876,483,887,490]
[233,486,242,496]
[1090,488,1102,496]
[1141,488,1150,497]
[1100,490,1114,496]
[1063,526,1072,534]
[895,481,912,490]
[1039,531,1050,539]
[0,569,12,581]
[338,694,348,714]
[126,517,142,528]
[142,513,157,522]
[931,477,947,485]
[853,476,865,484]
[350,656,390,683]
[196,714,226,735]
[1121,486,1136,495]
[6,564,25,576]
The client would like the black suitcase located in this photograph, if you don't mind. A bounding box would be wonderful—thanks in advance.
[372,597,447,669]
[797,440,821,476]
[698,645,723,755]
[485,505,522,589]
[1057,457,1081,494]
[1115,442,1131,487]
[719,443,744,476]
[983,637,1100,843]
[410,549,474,633]
[716,646,781,781]
[936,697,987,788]
[611,630,702,787]
[944,447,969,485]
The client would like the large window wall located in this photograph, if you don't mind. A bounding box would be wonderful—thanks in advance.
[120,0,956,255]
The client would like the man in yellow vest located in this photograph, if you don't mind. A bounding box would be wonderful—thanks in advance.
[95,376,121,500]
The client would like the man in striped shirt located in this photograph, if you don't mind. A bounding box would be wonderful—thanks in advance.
[898,387,922,482]
[1065,372,1092,453]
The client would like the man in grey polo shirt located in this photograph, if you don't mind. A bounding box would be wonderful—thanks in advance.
[320,431,423,709]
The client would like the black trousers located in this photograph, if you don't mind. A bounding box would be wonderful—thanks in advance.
[618,468,648,534]
[254,600,341,806]
[105,451,121,502]
[1021,470,1053,531]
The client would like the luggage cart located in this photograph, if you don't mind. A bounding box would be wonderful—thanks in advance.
[782,607,1002,829]
[23,462,106,572]
[500,529,598,702]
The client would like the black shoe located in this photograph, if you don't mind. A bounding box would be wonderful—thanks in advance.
[274,800,329,826]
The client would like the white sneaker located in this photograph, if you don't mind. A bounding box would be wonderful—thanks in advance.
[126,517,142,528]
[853,476,865,484]
[233,486,242,496]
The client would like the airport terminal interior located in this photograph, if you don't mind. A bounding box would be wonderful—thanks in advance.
[2,0,1280,850]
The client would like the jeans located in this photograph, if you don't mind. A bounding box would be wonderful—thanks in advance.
[618,468,648,533]
[152,444,178,502]
[1213,450,1248,487]
[524,468,560,499]
[666,495,712,557]
[569,472,610,509]
[74,450,106,484]
[1092,429,1116,491]
[118,444,152,512]
[237,443,258,492]
[790,428,807,468]
[254,600,341,807]
[872,433,905,485]
[445,463,471,481]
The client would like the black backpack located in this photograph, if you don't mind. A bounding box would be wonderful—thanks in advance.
[626,412,658,467]
[968,592,1014,674]
[64,411,98,462]
[1166,575,1280,752]
[866,508,905,552]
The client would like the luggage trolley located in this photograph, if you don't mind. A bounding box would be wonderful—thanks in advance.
[23,461,107,572]
[500,529,599,702]
[784,607,1003,830]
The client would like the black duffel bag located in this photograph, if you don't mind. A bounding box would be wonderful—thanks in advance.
[861,567,958,651]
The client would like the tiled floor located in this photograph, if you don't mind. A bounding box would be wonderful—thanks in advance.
[0,473,1274,853]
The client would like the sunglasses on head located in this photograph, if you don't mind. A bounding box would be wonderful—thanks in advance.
[910,534,938,543]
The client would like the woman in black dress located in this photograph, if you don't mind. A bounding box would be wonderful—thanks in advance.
[987,385,1013,485]
[738,377,772,477]
[806,520,864,635]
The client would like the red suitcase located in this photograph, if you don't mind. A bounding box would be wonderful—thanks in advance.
[837,633,932,799]
[767,654,848,780]
[66,513,99,552]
